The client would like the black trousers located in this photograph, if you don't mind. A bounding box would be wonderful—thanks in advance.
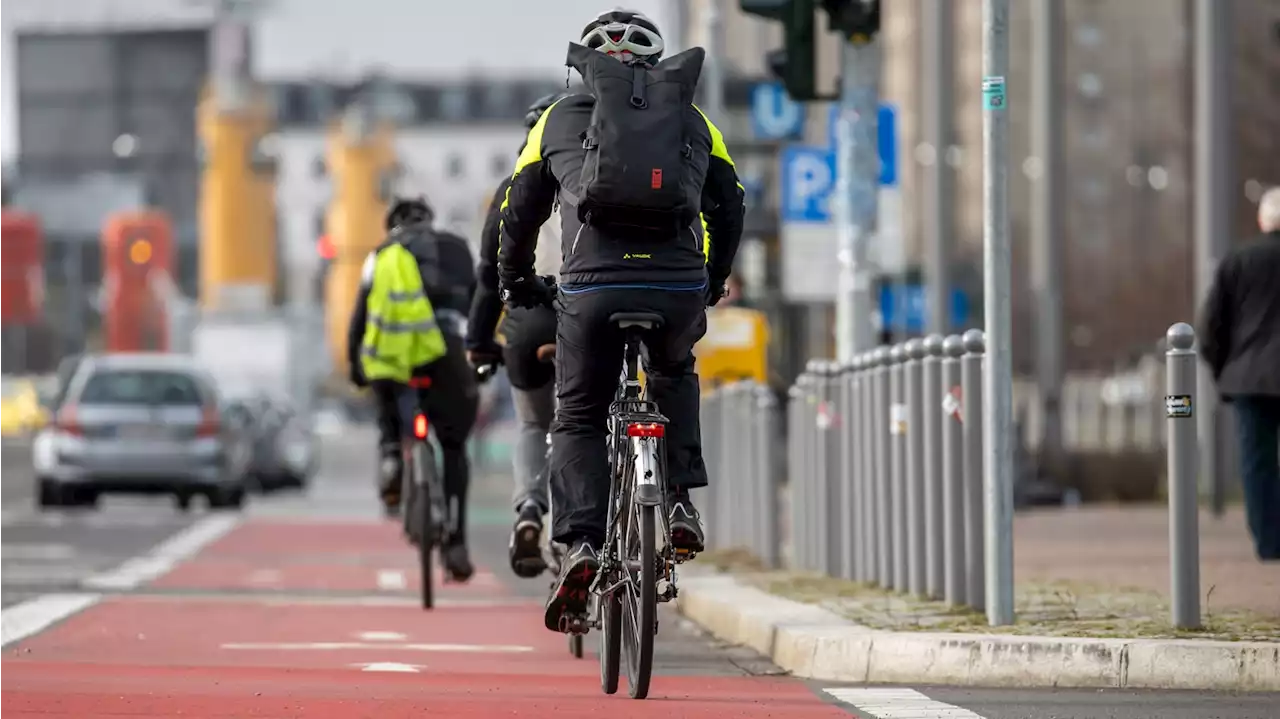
[371,333,479,541]
[1232,395,1280,559]
[549,287,708,547]
[499,305,558,391]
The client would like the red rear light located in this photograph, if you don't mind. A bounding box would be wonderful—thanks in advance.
[197,405,221,438]
[413,413,429,439]
[56,405,83,436]
[625,422,664,438]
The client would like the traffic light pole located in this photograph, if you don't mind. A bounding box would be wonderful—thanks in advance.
[834,37,881,362]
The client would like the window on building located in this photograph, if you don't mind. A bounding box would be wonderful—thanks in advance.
[440,85,468,122]
[446,153,465,180]
[491,152,511,179]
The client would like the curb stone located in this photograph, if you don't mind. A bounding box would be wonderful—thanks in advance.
[674,574,1280,691]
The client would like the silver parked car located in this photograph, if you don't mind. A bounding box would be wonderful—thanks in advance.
[36,353,252,511]
[223,389,316,493]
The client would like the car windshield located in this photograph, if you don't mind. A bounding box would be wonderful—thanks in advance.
[78,370,205,406]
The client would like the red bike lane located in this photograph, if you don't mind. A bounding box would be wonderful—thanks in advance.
[3,517,848,718]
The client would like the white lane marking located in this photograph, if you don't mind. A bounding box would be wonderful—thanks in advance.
[375,569,407,590]
[221,641,535,653]
[81,514,240,590]
[357,631,407,641]
[3,543,78,561]
[352,662,422,672]
[824,688,988,718]
[1,593,101,647]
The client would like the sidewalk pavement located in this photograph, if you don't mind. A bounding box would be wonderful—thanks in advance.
[676,505,1279,692]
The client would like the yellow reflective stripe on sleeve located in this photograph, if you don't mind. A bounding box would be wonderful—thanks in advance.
[692,104,737,168]
[499,98,564,249]
[701,213,709,261]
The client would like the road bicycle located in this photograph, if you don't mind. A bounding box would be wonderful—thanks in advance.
[561,310,691,700]
[398,377,450,610]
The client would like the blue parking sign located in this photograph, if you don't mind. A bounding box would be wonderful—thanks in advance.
[780,146,837,224]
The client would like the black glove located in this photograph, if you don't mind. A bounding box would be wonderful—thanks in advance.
[348,363,368,389]
[500,273,556,309]
[466,344,503,384]
[705,277,729,308]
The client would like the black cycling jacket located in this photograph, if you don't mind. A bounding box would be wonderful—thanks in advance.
[496,94,745,288]
[466,177,511,351]
[346,222,477,372]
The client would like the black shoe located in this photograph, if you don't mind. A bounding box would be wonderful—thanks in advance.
[442,541,475,583]
[544,540,599,632]
[509,502,548,579]
[668,494,705,555]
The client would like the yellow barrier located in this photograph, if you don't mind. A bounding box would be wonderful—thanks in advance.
[695,306,769,390]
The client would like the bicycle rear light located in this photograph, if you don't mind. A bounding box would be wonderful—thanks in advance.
[413,413,429,439]
[625,422,664,438]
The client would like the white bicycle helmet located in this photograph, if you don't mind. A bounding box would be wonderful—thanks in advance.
[580,8,665,63]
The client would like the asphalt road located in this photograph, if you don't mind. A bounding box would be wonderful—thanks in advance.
[3,426,1277,717]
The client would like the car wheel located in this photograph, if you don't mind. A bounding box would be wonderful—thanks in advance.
[175,493,193,512]
[208,486,246,511]
[76,489,101,509]
[37,478,64,509]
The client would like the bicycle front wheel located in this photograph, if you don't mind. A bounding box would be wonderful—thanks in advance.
[622,503,656,699]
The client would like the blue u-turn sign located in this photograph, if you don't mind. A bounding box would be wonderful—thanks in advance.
[750,82,806,140]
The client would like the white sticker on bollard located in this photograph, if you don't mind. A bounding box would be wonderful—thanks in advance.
[889,403,908,435]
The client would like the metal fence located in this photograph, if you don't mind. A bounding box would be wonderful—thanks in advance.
[699,323,1207,627]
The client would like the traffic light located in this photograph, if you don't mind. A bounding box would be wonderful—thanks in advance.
[741,0,818,101]
[821,0,880,41]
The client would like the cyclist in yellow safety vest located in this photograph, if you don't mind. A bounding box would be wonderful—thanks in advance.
[347,197,481,582]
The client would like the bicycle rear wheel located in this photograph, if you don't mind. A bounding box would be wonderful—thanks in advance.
[412,441,436,610]
[622,502,656,699]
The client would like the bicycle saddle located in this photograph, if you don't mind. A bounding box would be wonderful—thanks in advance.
[608,312,664,330]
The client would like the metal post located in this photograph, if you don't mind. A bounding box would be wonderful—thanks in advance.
[904,339,927,595]
[921,0,954,335]
[834,35,882,361]
[873,347,893,586]
[889,344,909,590]
[755,385,781,569]
[717,384,736,550]
[841,360,860,580]
[961,330,987,612]
[981,0,1016,626]
[941,335,966,604]
[731,383,749,550]
[922,334,946,598]
[1031,0,1065,479]
[859,352,878,583]
[823,364,844,577]
[801,366,820,570]
[702,0,726,124]
[1166,323,1201,629]
[1194,0,1232,516]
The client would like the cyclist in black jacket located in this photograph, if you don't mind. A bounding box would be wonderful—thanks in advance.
[347,197,480,582]
[496,9,745,631]
[468,93,565,580]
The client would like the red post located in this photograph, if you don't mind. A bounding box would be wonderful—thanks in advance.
[102,212,175,353]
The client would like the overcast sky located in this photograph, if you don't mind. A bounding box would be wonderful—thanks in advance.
[2,0,673,160]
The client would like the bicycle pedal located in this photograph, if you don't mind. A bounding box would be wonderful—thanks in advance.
[557,613,589,635]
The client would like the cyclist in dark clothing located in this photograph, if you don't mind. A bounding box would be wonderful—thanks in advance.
[469,93,566,579]
[496,9,745,631]
[347,197,480,582]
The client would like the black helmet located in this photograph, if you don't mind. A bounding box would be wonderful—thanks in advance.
[386,196,433,231]
[523,93,565,129]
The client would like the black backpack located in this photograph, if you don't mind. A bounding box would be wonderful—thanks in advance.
[563,42,709,235]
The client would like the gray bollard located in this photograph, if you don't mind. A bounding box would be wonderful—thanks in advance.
[859,352,878,584]
[786,382,803,568]
[941,335,967,605]
[822,362,844,578]
[1165,323,1201,629]
[904,339,927,596]
[961,330,986,611]
[922,334,946,599]
[702,387,720,550]
[873,347,894,587]
[839,359,860,580]
[889,343,909,591]
[800,365,821,571]
[754,384,782,569]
